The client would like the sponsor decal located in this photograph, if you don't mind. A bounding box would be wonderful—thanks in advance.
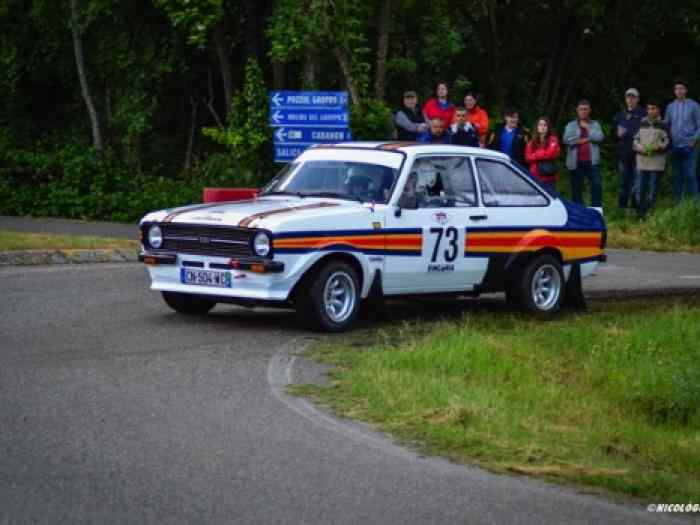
[372,221,382,230]
[369,256,384,263]
[432,211,449,225]
[428,263,455,273]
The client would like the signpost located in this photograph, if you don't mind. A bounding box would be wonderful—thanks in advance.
[269,90,351,162]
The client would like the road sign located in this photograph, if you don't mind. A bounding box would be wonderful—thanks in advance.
[273,127,352,144]
[269,91,348,110]
[269,108,349,127]
[269,90,351,162]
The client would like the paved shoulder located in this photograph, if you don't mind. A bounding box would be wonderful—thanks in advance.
[587,249,700,294]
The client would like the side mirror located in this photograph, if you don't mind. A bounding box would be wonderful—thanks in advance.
[398,194,418,210]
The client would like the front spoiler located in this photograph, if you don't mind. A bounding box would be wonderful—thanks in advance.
[138,251,285,273]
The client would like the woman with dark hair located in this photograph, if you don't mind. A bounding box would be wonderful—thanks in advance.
[422,81,455,126]
[525,117,561,192]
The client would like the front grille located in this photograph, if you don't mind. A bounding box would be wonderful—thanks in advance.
[154,223,255,258]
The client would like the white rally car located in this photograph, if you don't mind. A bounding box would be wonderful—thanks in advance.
[139,142,606,331]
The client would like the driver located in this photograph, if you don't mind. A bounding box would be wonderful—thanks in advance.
[345,166,379,201]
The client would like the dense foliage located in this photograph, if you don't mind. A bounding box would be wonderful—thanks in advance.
[1,0,700,220]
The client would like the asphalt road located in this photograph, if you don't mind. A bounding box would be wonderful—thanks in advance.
[2,263,695,524]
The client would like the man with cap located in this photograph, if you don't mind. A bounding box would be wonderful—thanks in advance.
[394,90,427,141]
[613,88,646,209]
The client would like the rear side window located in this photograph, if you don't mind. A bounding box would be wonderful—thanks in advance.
[476,159,549,207]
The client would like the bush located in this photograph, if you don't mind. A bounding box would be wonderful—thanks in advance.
[350,98,394,140]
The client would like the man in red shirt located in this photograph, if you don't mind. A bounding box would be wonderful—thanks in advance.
[563,100,605,207]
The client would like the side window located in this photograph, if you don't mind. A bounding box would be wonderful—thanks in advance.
[476,159,549,206]
[400,156,477,208]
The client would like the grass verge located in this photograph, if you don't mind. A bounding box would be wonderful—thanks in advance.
[605,201,700,253]
[296,296,700,501]
[0,231,139,251]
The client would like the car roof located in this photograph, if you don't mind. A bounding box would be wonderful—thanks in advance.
[310,141,510,160]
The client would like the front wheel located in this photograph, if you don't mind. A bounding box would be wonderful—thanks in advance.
[517,255,565,315]
[297,261,361,332]
[161,291,216,315]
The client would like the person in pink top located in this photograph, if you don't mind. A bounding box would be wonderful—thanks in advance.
[422,81,456,126]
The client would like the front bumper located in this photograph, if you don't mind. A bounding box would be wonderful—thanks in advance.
[140,251,292,302]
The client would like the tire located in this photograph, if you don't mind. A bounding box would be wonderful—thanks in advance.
[161,291,216,315]
[296,261,361,332]
[517,254,565,315]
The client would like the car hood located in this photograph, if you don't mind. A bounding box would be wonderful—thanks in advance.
[142,197,376,230]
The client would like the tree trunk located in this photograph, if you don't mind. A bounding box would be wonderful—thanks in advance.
[373,0,392,100]
[486,0,504,111]
[70,0,103,153]
[302,46,318,89]
[333,46,360,105]
[184,97,198,172]
[272,60,285,90]
[212,20,233,121]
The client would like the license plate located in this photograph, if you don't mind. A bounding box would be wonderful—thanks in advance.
[180,268,232,288]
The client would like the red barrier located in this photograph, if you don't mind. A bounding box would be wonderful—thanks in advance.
[203,188,259,203]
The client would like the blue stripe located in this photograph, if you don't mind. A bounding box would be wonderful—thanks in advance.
[465,226,603,233]
[276,246,421,256]
[274,228,422,239]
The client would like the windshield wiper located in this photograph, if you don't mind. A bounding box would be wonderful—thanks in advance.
[300,192,364,203]
[262,191,305,198]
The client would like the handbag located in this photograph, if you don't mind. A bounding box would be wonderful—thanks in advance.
[536,160,557,177]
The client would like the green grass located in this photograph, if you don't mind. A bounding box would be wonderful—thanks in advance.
[297,297,700,501]
[0,231,139,251]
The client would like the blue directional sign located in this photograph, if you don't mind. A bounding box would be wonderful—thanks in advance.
[269,90,351,162]
[273,127,352,144]
[270,91,349,110]
[269,108,349,127]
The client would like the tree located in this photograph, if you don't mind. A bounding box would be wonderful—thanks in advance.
[70,0,103,153]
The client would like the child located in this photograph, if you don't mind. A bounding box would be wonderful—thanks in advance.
[633,99,670,218]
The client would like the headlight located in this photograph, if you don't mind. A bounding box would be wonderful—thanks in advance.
[253,231,271,257]
[148,225,163,249]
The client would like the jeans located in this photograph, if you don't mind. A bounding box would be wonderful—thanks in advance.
[671,147,698,203]
[571,162,602,207]
[617,158,637,208]
[634,170,661,217]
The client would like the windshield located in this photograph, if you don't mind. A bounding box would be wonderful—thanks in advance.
[262,160,399,204]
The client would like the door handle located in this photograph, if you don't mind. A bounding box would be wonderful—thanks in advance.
[469,215,488,221]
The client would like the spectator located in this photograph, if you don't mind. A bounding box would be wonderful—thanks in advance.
[563,99,605,207]
[613,88,646,209]
[394,90,427,141]
[463,92,489,145]
[422,82,455,126]
[418,118,450,144]
[488,108,527,167]
[664,79,700,203]
[449,107,480,147]
[525,117,561,192]
[633,99,670,218]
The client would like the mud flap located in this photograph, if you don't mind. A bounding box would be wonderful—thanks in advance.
[360,270,389,320]
[563,263,587,311]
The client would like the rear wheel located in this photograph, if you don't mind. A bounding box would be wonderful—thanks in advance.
[517,254,564,315]
[161,291,216,315]
[297,261,360,332]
